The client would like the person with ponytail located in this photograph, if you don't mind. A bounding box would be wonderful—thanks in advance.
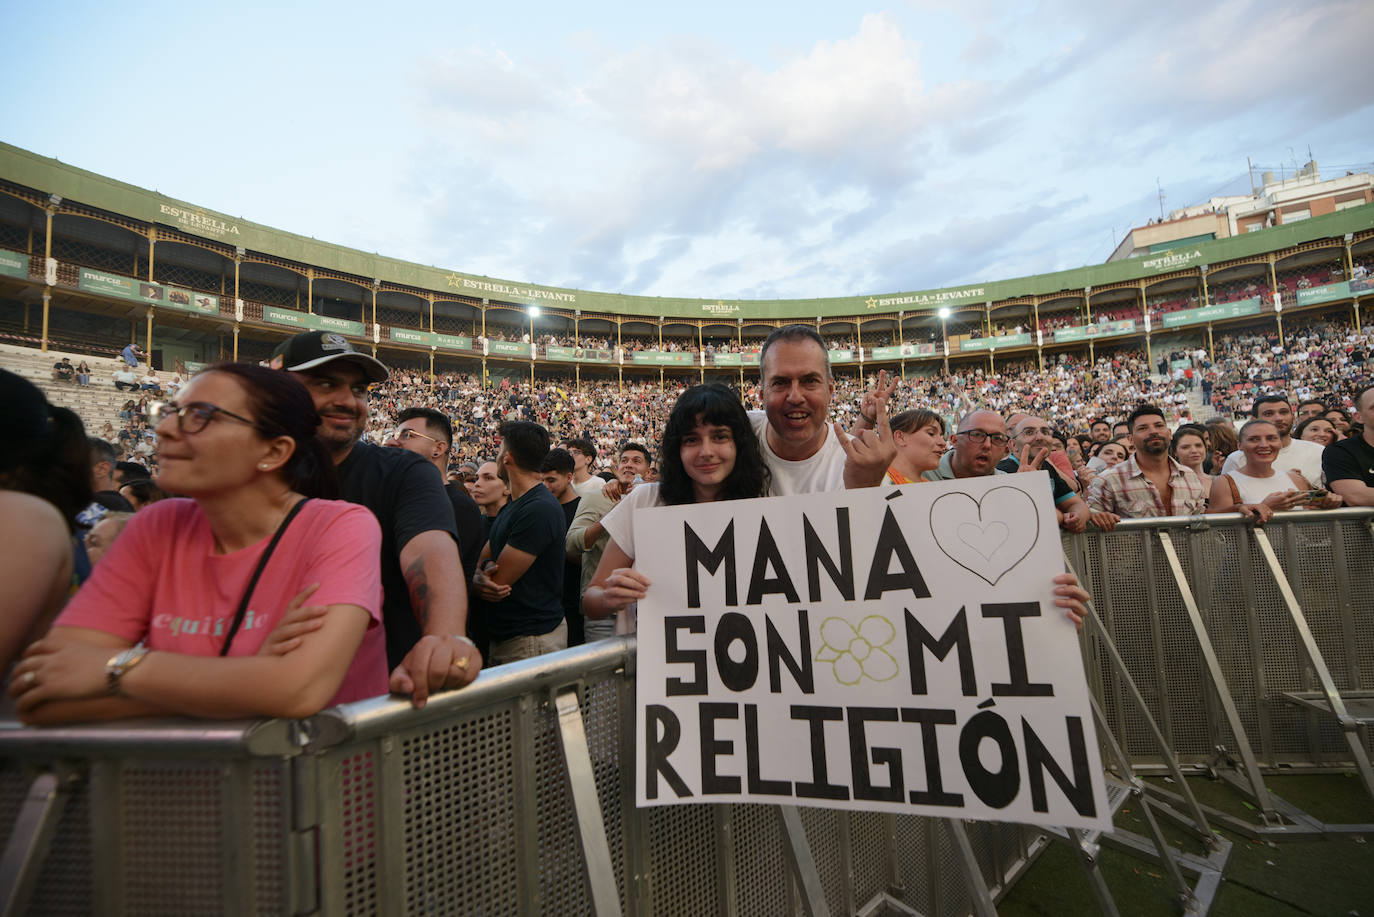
[8,363,388,723]
[0,370,93,673]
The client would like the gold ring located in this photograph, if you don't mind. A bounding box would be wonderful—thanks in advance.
[451,657,469,671]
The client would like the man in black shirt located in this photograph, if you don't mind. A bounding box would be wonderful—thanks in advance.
[472,421,566,664]
[386,407,485,587]
[271,331,479,706]
[77,438,135,528]
[540,448,583,646]
[386,407,489,661]
[1324,384,1374,507]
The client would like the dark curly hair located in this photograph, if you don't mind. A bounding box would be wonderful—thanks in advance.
[658,384,770,505]
[0,369,93,532]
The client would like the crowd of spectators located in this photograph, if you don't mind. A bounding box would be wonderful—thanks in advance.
[4,314,1370,737]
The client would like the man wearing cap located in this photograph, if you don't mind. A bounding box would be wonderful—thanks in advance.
[270,331,479,707]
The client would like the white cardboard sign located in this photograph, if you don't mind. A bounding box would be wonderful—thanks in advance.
[633,473,1110,832]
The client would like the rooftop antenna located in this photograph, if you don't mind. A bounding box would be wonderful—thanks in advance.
[1156,178,1165,221]
[1247,156,1256,195]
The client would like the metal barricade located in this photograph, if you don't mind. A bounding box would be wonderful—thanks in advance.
[1063,508,1374,775]
[1,509,1370,914]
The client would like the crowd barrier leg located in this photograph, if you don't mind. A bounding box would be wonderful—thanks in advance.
[554,687,623,917]
[1154,530,1278,823]
[775,805,831,917]
[1069,558,1216,844]
[1252,529,1374,809]
[0,766,76,917]
[941,819,997,917]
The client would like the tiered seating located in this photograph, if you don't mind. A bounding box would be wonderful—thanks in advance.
[0,342,139,436]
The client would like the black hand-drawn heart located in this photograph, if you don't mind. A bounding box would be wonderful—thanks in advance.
[929,486,1040,585]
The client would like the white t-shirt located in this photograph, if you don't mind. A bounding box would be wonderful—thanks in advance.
[574,476,609,499]
[599,482,666,636]
[1221,438,1324,487]
[748,410,847,496]
[1224,468,1300,505]
[600,482,665,563]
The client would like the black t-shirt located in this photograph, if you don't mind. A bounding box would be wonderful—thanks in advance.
[485,483,566,642]
[93,490,135,513]
[337,441,459,670]
[558,496,582,618]
[445,481,485,586]
[995,456,1076,507]
[1323,436,1374,488]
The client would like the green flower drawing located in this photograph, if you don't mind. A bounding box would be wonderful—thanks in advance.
[814,616,899,685]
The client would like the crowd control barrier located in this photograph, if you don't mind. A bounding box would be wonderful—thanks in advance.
[2,508,1372,916]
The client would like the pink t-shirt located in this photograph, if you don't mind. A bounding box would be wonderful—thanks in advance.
[58,497,387,707]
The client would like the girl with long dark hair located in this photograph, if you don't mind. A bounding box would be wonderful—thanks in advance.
[582,383,769,629]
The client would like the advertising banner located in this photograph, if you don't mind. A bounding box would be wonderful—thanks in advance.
[631,351,696,366]
[1294,281,1355,307]
[78,267,219,315]
[0,249,28,279]
[488,340,532,358]
[712,351,761,367]
[1160,298,1262,328]
[1052,320,1137,343]
[962,333,1032,352]
[870,343,938,359]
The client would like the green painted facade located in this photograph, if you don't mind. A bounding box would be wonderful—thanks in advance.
[0,249,28,279]
[3,141,1372,321]
[78,267,219,316]
[1160,298,1263,328]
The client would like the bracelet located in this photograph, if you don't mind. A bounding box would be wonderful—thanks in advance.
[451,634,477,648]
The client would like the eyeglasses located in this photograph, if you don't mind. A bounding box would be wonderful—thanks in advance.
[390,428,439,445]
[955,430,1011,446]
[150,401,258,435]
[1017,426,1055,438]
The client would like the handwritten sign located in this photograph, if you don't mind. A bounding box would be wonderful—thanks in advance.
[633,473,1109,831]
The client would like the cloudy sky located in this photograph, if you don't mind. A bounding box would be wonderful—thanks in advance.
[4,0,1372,300]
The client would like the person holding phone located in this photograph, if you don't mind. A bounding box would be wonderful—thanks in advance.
[1208,419,1342,522]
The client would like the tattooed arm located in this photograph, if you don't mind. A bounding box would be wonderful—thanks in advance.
[389,531,479,707]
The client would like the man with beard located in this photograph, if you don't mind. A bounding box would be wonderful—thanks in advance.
[1086,403,1208,530]
[271,332,479,708]
[1221,395,1324,486]
[998,415,1089,532]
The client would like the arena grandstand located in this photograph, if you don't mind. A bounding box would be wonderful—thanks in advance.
[2,140,1372,473]
[4,143,1374,916]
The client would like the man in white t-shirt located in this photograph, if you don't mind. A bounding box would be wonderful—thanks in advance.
[562,437,607,499]
[751,324,894,494]
[1221,394,1324,484]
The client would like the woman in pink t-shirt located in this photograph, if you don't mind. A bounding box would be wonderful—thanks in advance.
[9,363,387,723]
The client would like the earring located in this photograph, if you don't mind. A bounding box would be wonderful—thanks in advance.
[258,463,269,470]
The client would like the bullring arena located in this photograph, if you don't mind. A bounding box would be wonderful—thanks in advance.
[2,140,1373,915]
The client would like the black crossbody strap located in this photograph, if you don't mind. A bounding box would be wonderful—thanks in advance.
[219,498,311,657]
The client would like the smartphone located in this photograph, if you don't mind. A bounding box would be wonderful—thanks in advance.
[1303,489,1327,502]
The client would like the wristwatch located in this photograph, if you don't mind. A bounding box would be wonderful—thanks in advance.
[106,645,150,695]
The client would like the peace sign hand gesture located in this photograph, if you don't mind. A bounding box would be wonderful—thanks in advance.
[1016,444,1049,471]
[836,397,897,489]
[857,370,899,429]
